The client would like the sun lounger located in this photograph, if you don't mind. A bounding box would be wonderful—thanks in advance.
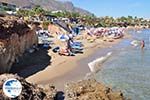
[52,47,60,53]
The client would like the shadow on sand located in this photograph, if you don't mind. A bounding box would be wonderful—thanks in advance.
[10,46,51,78]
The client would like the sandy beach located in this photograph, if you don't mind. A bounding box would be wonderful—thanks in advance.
[26,33,129,90]
[0,0,149,99]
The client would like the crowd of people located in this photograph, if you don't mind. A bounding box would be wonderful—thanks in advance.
[35,25,127,56]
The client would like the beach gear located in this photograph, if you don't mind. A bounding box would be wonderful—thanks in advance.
[43,44,50,48]
[71,42,83,47]
[87,27,124,39]
[70,41,83,53]
[52,47,60,53]
[71,45,83,53]
[37,29,53,46]
[58,34,69,41]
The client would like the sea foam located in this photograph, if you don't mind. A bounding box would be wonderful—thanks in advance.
[88,52,112,73]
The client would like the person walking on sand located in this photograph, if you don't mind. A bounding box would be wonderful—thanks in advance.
[141,40,145,49]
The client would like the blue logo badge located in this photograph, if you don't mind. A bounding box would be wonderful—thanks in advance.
[3,78,22,98]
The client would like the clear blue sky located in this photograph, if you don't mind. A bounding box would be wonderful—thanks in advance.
[61,0,150,18]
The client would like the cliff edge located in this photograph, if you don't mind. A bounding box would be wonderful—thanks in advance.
[0,18,38,74]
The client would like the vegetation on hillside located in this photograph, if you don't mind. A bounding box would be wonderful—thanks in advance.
[16,6,150,28]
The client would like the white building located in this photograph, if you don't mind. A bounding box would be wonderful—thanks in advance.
[51,10,63,14]
[0,1,17,14]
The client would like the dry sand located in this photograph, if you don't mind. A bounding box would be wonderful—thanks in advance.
[26,34,127,90]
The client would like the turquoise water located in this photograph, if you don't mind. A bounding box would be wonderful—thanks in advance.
[96,29,150,100]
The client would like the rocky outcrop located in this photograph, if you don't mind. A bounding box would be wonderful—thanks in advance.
[65,79,126,100]
[0,74,127,100]
[0,74,57,100]
[0,18,38,74]
[48,23,69,35]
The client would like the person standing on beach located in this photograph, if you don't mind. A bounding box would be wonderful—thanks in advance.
[66,34,74,55]
[141,40,145,49]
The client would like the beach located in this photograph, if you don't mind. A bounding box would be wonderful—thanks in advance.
[0,0,150,99]
[25,32,130,90]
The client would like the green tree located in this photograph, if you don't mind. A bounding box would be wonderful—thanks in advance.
[71,12,80,18]
[32,5,45,16]
[17,9,36,17]
[17,9,30,16]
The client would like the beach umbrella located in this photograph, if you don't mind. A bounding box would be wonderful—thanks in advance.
[58,34,69,41]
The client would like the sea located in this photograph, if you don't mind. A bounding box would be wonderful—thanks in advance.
[94,29,150,100]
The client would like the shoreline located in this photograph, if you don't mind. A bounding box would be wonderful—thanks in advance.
[26,33,130,90]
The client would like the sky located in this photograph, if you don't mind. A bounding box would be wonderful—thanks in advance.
[59,0,150,18]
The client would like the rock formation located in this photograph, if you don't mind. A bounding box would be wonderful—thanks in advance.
[48,23,69,35]
[65,79,126,100]
[0,74,57,100]
[0,74,127,100]
[0,18,38,74]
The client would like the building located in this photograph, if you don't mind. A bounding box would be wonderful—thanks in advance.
[0,1,17,14]
[51,10,63,14]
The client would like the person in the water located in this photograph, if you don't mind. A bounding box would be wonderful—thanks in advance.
[140,40,145,49]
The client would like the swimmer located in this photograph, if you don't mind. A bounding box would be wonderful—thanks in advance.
[141,40,145,49]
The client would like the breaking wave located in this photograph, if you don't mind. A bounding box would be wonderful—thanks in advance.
[88,52,112,73]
